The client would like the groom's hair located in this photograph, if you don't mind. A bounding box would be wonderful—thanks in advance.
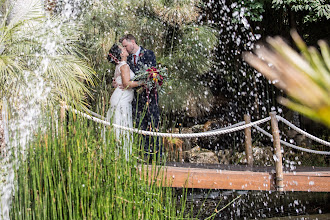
[119,34,137,44]
[107,44,122,64]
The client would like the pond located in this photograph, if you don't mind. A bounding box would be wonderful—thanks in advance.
[179,189,330,219]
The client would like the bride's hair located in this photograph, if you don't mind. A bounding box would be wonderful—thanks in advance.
[107,44,121,64]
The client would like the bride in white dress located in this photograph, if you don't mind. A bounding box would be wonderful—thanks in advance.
[106,44,142,160]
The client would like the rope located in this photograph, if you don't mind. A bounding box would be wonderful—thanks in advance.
[67,106,271,138]
[69,106,110,127]
[204,121,246,133]
[111,117,271,138]
[84,108,106,120]
[67,106,330,154]
[253,125,330,155]
[276,116,330,147]
[253,125,273,141]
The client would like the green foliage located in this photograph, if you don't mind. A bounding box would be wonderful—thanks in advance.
[10,114,190,219]
[157,24,217,116]
[0,0,95,110]
[173,25,217,75]
[160,78,213,117]
[232,0,266,22]
[272,0,330,22]
[72,0,218,118]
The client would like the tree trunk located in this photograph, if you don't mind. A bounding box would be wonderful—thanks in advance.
[288,5,297,30]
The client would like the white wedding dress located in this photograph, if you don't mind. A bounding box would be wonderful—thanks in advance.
[106,61,135,160]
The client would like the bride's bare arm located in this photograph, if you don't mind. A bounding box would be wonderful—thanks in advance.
[120,64,143,89]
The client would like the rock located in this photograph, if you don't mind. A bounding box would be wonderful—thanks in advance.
[227,146,275,166]
[191,119,231,151]
[191,124,204,133]
[283,127,312,147]
[295,134,312,147]
[217,149,231,165]
[286,129,298,139]
[183,146,219,164]
[170,127,197,152]
[252,146,274,166]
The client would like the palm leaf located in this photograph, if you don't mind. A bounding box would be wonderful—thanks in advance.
[153,0,200,26]
[0,0,96,110]
[244,31,330,127]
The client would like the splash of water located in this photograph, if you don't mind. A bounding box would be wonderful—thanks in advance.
[0,0,54,219]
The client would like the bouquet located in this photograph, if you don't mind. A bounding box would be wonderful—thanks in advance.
[133,66,167,104]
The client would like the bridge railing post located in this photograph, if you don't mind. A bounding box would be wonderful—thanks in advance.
[244,114,253,166]
[270,111,284,192]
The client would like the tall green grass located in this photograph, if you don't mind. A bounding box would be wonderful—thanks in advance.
[9,111,190,219]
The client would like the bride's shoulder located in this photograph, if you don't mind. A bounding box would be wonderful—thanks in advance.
[119,62,130,71]
[117,61,127,65]
[117,61,128,68]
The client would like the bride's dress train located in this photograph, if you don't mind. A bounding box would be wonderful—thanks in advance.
[106,61,135,160]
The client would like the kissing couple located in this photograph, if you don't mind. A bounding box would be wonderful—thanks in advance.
[106,34,161,162]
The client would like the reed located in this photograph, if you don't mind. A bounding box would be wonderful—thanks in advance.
[9,111,190,219]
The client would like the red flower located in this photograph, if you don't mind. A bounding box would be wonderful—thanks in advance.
[147,67,159,79]
[158,75,163,86]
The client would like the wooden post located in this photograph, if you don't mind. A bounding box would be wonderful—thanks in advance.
[270,112,284,192]
[244,114,253,166]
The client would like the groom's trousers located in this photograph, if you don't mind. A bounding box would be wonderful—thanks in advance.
[132,90,161,161]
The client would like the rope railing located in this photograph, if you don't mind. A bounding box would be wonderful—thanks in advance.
[253,125,330,155]
[111,118,271,138]
[68,106,110,126]
[84,108,106,120]
[67,106,271,138]
[276,116,330,147]
[204,121,246,133]
[64,106,330,192]
[66,106,330,154]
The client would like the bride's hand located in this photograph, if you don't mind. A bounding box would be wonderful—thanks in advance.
[112,79,124,89]
[112,79,117,88]
[138,81,145,87]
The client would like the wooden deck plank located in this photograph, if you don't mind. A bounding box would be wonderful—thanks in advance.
[141,165,330,192]
[163,166,275,191]
[283,172,330,192]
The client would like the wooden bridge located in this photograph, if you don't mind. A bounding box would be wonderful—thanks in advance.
[142,112,330,192]
[143,163,330,192]
[68,107,330,192]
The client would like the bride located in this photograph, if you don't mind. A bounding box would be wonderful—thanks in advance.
[106,44,143,159]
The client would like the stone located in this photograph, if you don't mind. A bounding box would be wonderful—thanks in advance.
[217,149,231,165]
[183,146,219,164]
[191,124,204,133]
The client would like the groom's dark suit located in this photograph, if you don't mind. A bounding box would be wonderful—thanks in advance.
[127,47,161,160]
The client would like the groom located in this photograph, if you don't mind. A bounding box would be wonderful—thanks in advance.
[119,34,161,161]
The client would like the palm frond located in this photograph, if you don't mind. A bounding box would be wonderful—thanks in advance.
[244,31,330,127]
[160,78,213,117]
[8,0,44,27]
[154,0,200,26]
[170,25,218,75]
[0,1,96,110]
